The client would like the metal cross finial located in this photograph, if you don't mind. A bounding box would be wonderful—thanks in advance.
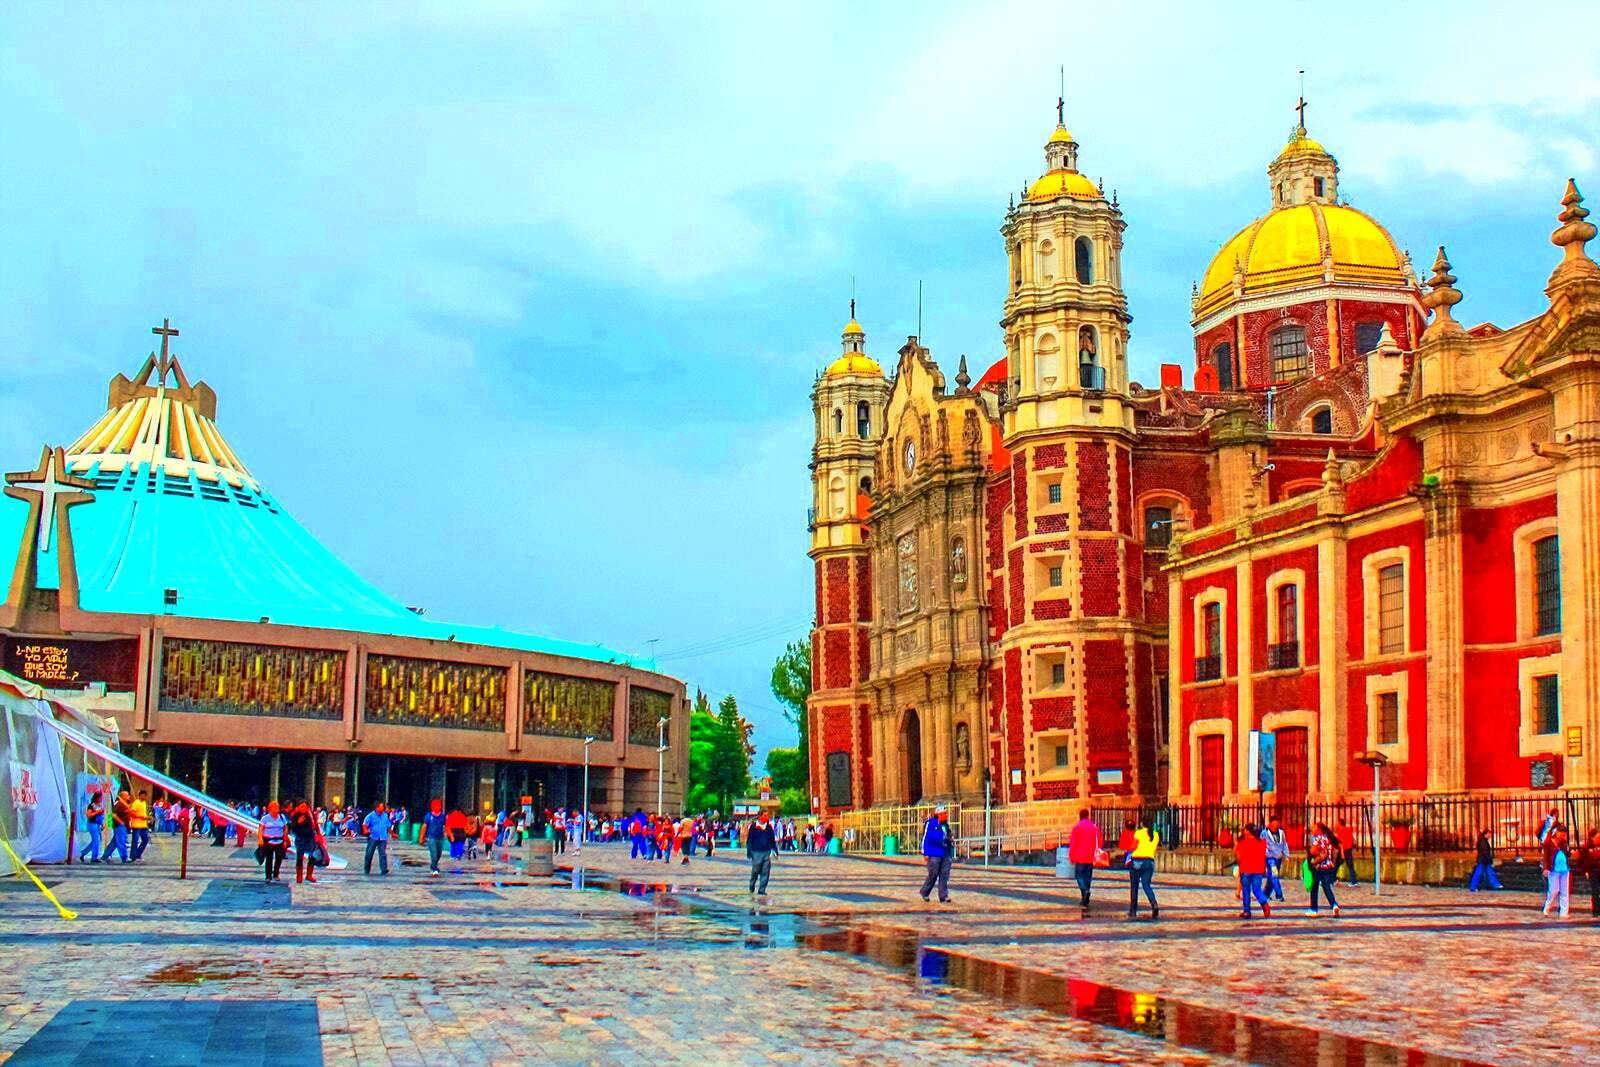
[152,318,180,384]
[1057,65,1065,126]
[850,297,856,320]
[1295,70,1307,129]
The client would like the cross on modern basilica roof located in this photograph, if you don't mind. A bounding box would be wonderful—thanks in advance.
[4,446,95,554]
[151,317,184,387]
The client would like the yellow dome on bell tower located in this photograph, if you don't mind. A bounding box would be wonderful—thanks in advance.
[824,303,882,378]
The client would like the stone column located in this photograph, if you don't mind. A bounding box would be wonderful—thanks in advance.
[1234,556,1254,797]
[1317,534,1349,795]
[1554,437,1600,787]
[320,752,347,808]
[1423,487,1467,791]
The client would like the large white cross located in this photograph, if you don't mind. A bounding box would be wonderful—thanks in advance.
[5,447,94,554]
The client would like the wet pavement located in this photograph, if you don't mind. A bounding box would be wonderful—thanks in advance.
[0,833,1594,1065]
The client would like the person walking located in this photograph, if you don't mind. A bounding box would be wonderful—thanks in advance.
[422,799,447,876]
[1335,820,1358,886]
[362,803,393,876]
[1576,829,1600,919]
[629,809,648,860]
[291,802,320,885]
[1541,823,1572,918]
[1306,822,1341,917]
[1235,822,1271,918]
[1127,817,1160,920]
[79,791,106,863]
[128,790,152,862]
[258,801,289,882]
[676,815,695,866]
[1066,809,1103,911]
[746,810,776,896]
[104,788,133,863]
[1262,819,1288,901]
[1468,828,1503,891]
[919,804,955,904]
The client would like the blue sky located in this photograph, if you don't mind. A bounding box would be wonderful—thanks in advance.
[3,4,1597,757]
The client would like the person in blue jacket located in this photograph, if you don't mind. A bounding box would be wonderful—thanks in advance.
[919,804,955,904]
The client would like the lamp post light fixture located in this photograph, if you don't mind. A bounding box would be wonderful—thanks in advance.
[657,716,669,816]
[1356,750,1390,897]
[581,735,596,854]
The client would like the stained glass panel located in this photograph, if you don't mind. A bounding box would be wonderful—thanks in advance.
[160,638,344,720]
[629,687,672,746]
[365,654,506,731]
[524,669,615,740]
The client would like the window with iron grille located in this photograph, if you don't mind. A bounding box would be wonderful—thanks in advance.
[1054,743,1070,769]
[1213,342,1233,391]
[1535,674,1560,735]
[1051,662,1066,687]
[1377,563,1405,654]
[1271,325,1309,382]
[1047,482,1062,505]
[1534,536,1560,635]
[1048,565,1063,588]
[1377,692,1400,745]
[1144,506,1173,549]
[1277,584,1298,646]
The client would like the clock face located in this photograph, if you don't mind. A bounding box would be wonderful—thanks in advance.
[904,439,917,473]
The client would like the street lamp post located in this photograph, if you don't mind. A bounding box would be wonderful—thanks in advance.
[581,736,596,855]
[657,716,669,815]
[1357,751,1390,898]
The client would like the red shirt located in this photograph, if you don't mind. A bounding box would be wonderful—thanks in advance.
[1235,832,1267,875]
[1067,819,1103,864]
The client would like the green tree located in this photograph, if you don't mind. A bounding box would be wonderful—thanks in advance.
[770,637,812,770]
[684,690,720,814]
[764,747,805,793]
[684,690,754,815]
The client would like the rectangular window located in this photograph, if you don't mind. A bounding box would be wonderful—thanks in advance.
[1277,584,1298,645]
[1203,602,1222,657]
[1271,325,1310,382]
[1054,744,1069,769]
[1144,507,1173,549]
[1377,563,1405,654]
[1048,565,1063,588]
[1534,536,1561,636]
[1535,674,1560,735]
[1051,662,1066,687]
[1377,692,1400,746]
[1047,482,1062,505]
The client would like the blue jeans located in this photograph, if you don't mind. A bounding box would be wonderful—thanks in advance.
[1264,857,1284,899]
[1240,872,1270,916]
[79,823,103,862]
[630,835,646,859]
[129,828,150,860]
[364,839,389,875]
[1128,858,1157,914]
[1310,868,1339,911]
[1470,861,1503,890]
[105,825,129,862]
[1072,862,1094,905]
[426,837,443,872]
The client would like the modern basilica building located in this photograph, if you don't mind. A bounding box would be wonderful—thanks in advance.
[3,331,687,816]
[807,104,1600,819]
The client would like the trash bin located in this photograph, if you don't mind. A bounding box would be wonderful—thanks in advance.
[883,833,899,856]
[827,838,842,855]
[525,838,555,876]
[1055,845,1071,879]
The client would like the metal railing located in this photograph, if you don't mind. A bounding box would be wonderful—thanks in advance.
[836,792,1600,858]
[1193,655,1222,682]
[1266,642,1300,670]
[1079,363,1105,391]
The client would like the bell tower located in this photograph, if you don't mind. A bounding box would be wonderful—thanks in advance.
[807,310,889,814]
[1000,107,1132,439]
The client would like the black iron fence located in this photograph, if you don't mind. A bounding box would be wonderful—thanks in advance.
[1077,791,1600,856]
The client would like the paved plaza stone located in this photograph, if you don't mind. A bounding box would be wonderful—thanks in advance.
[1,834,1596,1065]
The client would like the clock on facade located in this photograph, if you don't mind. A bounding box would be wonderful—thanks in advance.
[904,439,917,473]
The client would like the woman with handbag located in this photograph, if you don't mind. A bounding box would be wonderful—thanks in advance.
[258,800,289,883]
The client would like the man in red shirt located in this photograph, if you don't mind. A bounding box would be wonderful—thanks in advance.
[1066,809,1103,912]
[1235,823,1271,918]
[1335,820,1358,885]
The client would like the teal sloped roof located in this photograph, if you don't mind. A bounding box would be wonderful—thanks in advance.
[7,459,650,670]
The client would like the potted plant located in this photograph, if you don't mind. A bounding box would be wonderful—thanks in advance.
[1385,814,1414,851]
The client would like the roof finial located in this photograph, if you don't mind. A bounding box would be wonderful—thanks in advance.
[850,297,856,321]
[1549,178,1600,289]
[1057,65,1065,127]
[1295,70,1308,134]
[152,318,180,386]
[1421,246,1465,339]
[955,354,971,393]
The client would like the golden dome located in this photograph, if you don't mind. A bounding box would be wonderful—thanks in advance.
[842,319,865,336]
[1194,202,1407,319]
[825,354,883,378]
[1047,125,1075,144]
[1026,170,1100,203]
[1277,133,1327,159]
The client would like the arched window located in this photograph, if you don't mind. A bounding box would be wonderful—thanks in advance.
[1271,325,1309,382]
[1075,237,1094,284]
[1037,240,1055,282]
[1035,333,1061,391]
[1310,406,1333,434]
[1144,506,1173,549]
[856,401,870,438]
[828,476,846,518]
[1354,321,1384,354]
[1078,326,1103,390]
[1212,342,1233,391]
[832,408,843,435]
[859,476,873,495]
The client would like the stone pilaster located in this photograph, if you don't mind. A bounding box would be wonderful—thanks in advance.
[1422,487,1467,791]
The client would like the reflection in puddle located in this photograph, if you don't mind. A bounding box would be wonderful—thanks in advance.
[144,960,253,985]
[557,866,1483,1066]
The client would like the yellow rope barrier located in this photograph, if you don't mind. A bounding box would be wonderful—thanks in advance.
[0,829,77,921]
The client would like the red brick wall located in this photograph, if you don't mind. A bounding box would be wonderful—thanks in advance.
[1012,452,1029,540]
[1134,450,1213,529]
[1080,539,1121,616]
[1114,446,1133,537]
[1123,540,1143,622]
[1008,546,1025,630]
[855,556,873,623]
[1241,300,1330,387]
[986,476,1011,638]
[1084,639,1132,793]
[1193,319,1237,385]
[1133,641,1158,791]
[857,704,873,807]
[1337,297,1414,358]
[1030,693,1075,732]
[824,557,850,624]
[1004,647,1024,801]
[1076,441,1110,530]
[856,630,871,685]
[1035,597,1072,621]
[823,630,851,690]
[1035,442,1066,470]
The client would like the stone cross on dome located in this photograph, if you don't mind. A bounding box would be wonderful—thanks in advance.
[150,318,188,388]
[4,446,95,554]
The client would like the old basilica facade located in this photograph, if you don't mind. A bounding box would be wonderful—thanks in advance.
[806,107,1600,816]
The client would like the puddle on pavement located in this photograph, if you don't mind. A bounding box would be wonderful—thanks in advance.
[144,960,253,985]
[558,866,1484,1066]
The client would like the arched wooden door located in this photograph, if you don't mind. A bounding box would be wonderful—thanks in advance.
[902,709,924,804]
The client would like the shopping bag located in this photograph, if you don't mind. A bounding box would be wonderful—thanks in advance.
[254,845,266,865]
[1092,848,1110,869]
[1301,862,1315,893]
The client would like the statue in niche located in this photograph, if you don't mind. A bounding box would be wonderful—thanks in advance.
[954,722,972,774]
[951,537,967,589]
